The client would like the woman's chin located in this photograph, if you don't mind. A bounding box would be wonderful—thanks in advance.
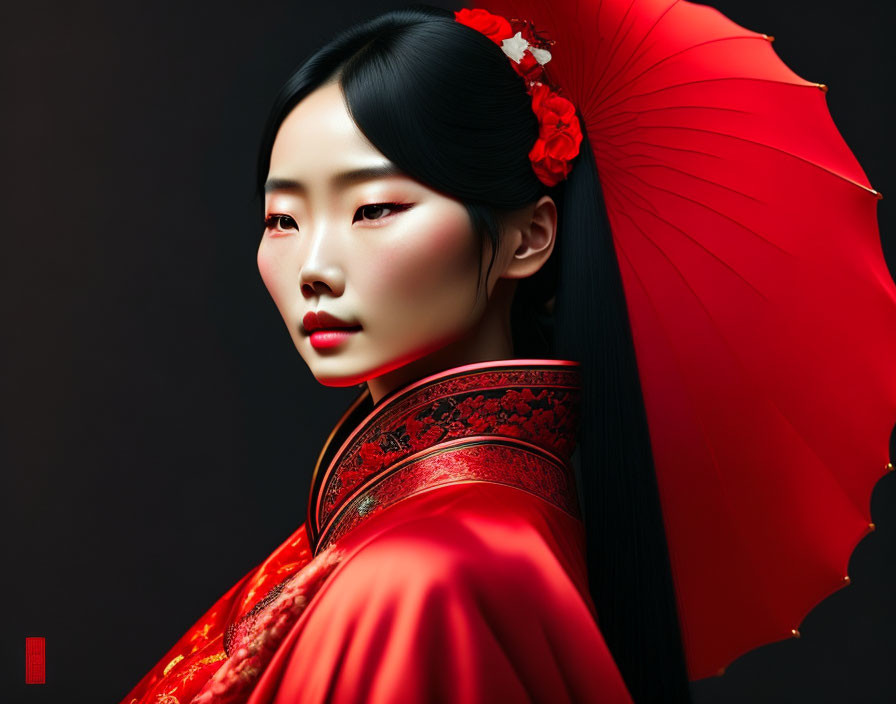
[310,367,374,388]
[305,334,474,392]
[309,358,398,388]
[308,351,435,390]
[315,375,370,388]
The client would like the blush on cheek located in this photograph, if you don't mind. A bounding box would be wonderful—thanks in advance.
[256,247,282,297]
[383,217,481,296]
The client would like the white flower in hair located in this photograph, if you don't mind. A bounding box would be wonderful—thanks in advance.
[529,46,552,65]
[500,32,529,63]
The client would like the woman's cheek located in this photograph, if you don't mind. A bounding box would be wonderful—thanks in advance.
[377,215,479,300]
[257,244,291,309]
[255,242,270,282]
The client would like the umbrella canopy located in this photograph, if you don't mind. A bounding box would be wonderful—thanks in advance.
[476,0,895,681]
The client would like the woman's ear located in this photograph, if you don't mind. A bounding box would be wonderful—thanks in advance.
[502,195,558,280]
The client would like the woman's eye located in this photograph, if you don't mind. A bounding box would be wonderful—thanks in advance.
[353,203,411,224]
[264,214,298,232]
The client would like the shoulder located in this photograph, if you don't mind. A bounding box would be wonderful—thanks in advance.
[271,485,633,704]
[316,482,605,667]
[332,482,584,603]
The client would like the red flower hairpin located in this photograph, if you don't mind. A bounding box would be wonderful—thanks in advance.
[454,8,583,186]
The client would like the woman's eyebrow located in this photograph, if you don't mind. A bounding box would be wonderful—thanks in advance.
[264,163,406,194]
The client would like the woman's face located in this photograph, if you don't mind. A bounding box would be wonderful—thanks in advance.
[258,81,501,389]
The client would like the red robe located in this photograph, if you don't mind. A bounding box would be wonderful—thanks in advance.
[120,360,633,704]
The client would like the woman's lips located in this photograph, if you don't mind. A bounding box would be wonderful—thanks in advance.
[302,311,361,350]
[308,326,362,350]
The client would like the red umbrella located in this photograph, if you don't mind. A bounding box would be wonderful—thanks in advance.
[475,0,895,681]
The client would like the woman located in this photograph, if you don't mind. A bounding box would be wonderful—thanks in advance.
[120,2,894,703]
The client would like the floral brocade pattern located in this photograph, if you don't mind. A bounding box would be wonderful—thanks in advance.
[318,442,579,552]
[314,365,582,541]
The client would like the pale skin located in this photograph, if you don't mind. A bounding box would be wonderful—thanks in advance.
[258,80,558,404]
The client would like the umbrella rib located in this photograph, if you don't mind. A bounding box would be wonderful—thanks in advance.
[602,0,683,95]
[591,33,771,114]
[591,103,750,136]
[592,0,639,100]
[587,0,607,103]
[591,103,753,135]
[627,162,764,203]
[581,0,682,110]
[598,158,791,256]
[597,163,662,215]
[604,149,719,169]
[607,198,776,622]
[609,187,868,524]
[602,138,725,160]
[608,123,876,195]
[600,161,769,297]
[608,104,751,119]
[541,0,588,103]
[598,76,814,118]
[568,0,599,103]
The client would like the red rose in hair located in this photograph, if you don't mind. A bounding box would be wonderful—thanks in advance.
[530,82,577,127]
[454,9,513,45]
[527,83,583,186]
[455,10,581,188]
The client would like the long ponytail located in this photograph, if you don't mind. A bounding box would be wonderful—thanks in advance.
[553,119,692,703]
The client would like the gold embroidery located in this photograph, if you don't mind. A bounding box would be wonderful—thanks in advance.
[189,622,212,642]
[178,663,202,686]
[242,573,272,609]
[177,652,226,686]
[162,654,184,677]
[275,561,301,574]
[198,652,227,666]
[155,687,180,703]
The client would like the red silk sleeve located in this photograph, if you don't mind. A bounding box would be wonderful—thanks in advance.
[247,483,634,704]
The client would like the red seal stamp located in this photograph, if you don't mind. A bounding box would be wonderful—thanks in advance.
[25,637,45,684]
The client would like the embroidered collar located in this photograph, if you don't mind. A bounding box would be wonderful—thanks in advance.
[307,358,583,553]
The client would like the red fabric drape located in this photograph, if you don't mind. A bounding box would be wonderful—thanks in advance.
[248,484,632,704]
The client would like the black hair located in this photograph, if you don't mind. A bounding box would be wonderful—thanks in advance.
[256,5,691,702]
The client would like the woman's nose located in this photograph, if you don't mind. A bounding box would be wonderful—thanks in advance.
[299,224,346,299]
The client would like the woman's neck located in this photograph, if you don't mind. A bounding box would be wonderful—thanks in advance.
[366,280,516,404]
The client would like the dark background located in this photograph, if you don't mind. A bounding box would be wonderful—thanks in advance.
[2,0,893,702]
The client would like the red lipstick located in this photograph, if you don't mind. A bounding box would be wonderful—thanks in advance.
[302,311,362,350]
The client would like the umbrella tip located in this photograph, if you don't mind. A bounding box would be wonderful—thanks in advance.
[763,33,775,42]
[871,188,884,200]
[791,628,801,639]
[869,522,877,531]
[887,461,894,471]
[843,575,851,584]
[816,83,828,93]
